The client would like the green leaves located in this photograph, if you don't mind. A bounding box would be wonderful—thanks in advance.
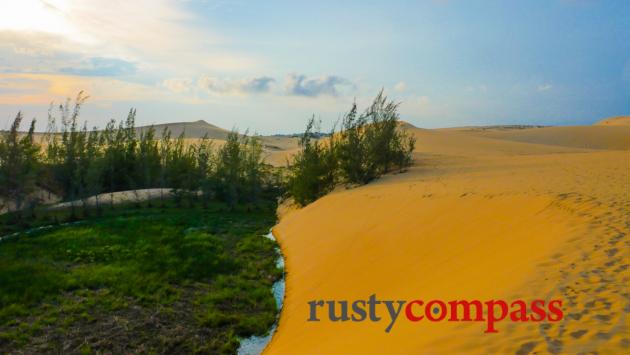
[0,112,41,216]
[0,92,281,219]
[287,90,416,206]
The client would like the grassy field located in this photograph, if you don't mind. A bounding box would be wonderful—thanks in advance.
[0,204,281,353]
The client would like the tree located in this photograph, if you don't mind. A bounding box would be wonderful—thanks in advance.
[164,131,197,206]
[287,90,415,206]
[158,127,173,207]
[83,127,103,214]
[42,91,90,215]
[287,117,337,206]
[337,90,415,185]
[138,126,160,189]
[242,135,265,203]
[337,103,369,183]
[215,131,243,208]
[196,135,216,207]
[0,112,40,221]
[3,91,284,220]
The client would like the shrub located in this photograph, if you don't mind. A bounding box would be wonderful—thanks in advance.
[286,117,337,206]
[287,90,415,206]
[0,92,281,220]
[338,90,415,184]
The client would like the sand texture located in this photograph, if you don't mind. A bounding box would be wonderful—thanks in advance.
[595,116,630,126]
[267,124,630,354]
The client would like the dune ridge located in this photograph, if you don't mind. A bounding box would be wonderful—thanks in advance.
[595,116,630,126]
[461,126,630,151]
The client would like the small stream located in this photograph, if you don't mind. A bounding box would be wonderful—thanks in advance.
[0,221,86,243]
[237,230,285,355]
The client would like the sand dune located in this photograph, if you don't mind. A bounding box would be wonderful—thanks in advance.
[460,126,630,150]
[137,120,301,160]
[7,120,300,168]
[48,189,175,210]
[595,115,630,126]
[266,125,630,353]
[136,120,231,139]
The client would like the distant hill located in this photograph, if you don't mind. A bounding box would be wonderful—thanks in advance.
[137,120,232,140]
[438,124,548,131]
[135,120,301,166]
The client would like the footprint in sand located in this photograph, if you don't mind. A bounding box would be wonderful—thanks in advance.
[606,248,618,257]
[515,341,537,355]
[595,332,612,340]
[570,329,588,339]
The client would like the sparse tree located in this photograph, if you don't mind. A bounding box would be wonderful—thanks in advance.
[215,131,243,208]
[0,112,40,222]
[287,90,415,206]
[287,117,337,206]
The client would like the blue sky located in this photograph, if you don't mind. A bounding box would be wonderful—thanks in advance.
[0,0,628,133]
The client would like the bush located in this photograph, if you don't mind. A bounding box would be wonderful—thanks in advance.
[0,112,40,222]
[287,90,415,206]
[338,90,415,184]
[286,117,337,206]
[0,92,280,218]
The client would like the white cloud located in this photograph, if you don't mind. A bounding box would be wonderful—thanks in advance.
[0,0,258,78]
[162,78,193,93]
[0,0,76,37]
[284,73,355,97]
[537,83,553,92]
[394,81,407,92]
[416,95,430,105]
[197,76,275,95]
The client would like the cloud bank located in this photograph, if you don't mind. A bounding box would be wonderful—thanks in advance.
[285,74,355,97]
[197,76,275,95]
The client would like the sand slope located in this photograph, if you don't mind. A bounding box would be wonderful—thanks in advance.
[267,125,630,353]
[136,120,231,139]
[595,116,630,126]
[460,126,630,150]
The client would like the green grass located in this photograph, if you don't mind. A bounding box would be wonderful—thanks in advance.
[0,204,282,353]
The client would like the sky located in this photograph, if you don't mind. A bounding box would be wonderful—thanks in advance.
[0,0,628,134]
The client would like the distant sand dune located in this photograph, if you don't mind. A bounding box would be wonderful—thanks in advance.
[594,115,630,126]
[462,126,630,150]
[137,120,231,139]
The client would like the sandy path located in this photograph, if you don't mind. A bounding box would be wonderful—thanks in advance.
[266,126,630,353]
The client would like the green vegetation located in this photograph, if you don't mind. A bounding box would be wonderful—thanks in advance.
[286,117,337,206]
[0,89,412,352]
[0,95,284,352]
[0,112,40,217]
[0,92,280,227]
[0,204,281,353]
[287,90,416,206]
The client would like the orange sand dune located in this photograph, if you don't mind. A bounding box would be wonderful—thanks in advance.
[595,116,630,126]
[266,125,630,354]
[460,126,630,150]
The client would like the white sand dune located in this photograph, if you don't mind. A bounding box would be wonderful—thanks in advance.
[48,188,175,210]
